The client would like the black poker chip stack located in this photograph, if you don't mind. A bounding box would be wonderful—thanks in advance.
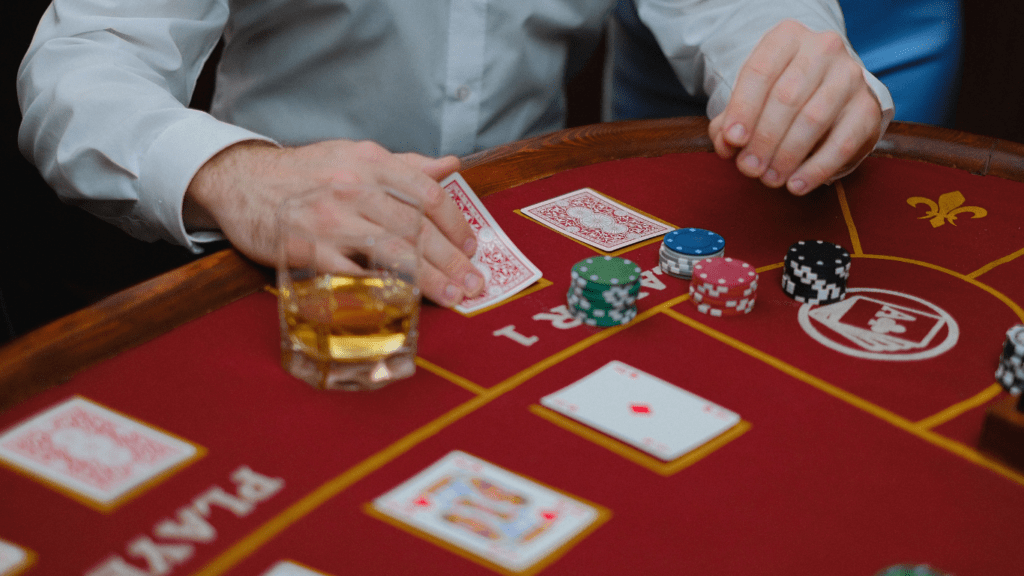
[995,325,1024,408]
[781,240,851,305]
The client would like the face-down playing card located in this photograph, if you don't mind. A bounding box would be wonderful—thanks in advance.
[520,188,673,252]
[441,173,543,314]
[369,451,606,574]
[540,361,740,462]
[0,396,202,508]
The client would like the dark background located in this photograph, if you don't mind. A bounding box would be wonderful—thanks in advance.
[3,2,1022,343]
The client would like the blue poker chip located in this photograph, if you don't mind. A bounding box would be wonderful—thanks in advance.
[663,228,725,256]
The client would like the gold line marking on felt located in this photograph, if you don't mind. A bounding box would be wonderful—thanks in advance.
[662,308,1024,488]
[967,246,1024,280]
[415,357,488,396]
[854,254,1024,322]
[529,404,751,476]
[455,277,554,318]
[915,384,1004,430]
[835,180,864,256]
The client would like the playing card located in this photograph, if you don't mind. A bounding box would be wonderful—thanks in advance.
[540,361,740,461]
[0,396,201,507]
[521,188,673,252]
[442,173,543,314]
[0,539,30,575]
[371,451,603,573]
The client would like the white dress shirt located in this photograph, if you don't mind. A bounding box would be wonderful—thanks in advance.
[18,0,893,251]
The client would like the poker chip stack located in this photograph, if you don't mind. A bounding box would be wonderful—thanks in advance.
[567,256,642,327]
[688,257,758,317]
[659,228,725,280]
[995,324,1024,397]
[781,240,851,304]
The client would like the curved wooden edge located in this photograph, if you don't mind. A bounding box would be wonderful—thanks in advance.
[0,249,272,412]
[460,117,714,196]
[874,122,1024,182]
[460,119,1024,195]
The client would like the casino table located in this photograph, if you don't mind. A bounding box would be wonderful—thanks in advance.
[1,118,1023,576]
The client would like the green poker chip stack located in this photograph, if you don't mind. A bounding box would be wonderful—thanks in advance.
[567,256,642,327]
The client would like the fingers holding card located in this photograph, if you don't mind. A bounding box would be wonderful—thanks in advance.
[441,174,543,314]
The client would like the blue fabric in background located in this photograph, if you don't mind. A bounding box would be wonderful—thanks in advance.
[608,0,962,126]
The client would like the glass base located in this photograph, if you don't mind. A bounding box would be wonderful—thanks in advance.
[281,348,416,391]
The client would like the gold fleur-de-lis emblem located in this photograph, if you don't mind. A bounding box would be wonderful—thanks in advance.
[907,191,987,228]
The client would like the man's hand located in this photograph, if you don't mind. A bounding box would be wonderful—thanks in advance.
[184,139,485,307]
[708,19,882,195]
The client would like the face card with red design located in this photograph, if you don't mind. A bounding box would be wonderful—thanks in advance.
[520,188,673,252]
[540,361,740,461]
[0,396,200,506]
[371,451,601,573]
[441,173,543,314]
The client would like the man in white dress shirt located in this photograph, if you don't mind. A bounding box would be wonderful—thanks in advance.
[18,1,892,308]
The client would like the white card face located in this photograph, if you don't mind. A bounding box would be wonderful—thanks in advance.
[540,361,740,461]
[0,539,29,575]
[520,188,673,252]
[372,451,600,573]
[441,173,543,314]
[0,397,200,506]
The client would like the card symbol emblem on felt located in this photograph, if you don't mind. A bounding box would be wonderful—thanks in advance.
[370,451,605,574]
[906,191,987,228]
[521,188,672,252]
[540,361,741,462]
[0,396,202,507]
[442,173,543,314]
[0,539,31,575]
[799,288,959,361]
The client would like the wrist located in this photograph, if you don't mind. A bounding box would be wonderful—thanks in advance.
[184,140,279,232]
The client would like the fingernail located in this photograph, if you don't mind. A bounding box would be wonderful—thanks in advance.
[765,168,779,184]
[728,123,746,142]
[742,154,761,172]
[463,237,477,256]
[444,284,462,305]
[464,272,483,293]
[789,179,807,195]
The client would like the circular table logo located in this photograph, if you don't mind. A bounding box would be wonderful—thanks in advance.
[797,288,959,361]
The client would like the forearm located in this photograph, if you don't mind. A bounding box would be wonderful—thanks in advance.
[16,0,268,250]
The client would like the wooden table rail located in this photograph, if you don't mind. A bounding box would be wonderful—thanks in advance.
[1,118,1021,412]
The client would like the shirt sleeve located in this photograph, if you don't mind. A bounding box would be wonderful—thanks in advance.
[17,0,275,252]
[635,0,895,140]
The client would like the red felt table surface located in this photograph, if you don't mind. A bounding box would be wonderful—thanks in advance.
[1,153,1023,576]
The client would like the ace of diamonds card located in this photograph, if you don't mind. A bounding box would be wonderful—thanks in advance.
[540,361,741,462]
[368,451,608,575]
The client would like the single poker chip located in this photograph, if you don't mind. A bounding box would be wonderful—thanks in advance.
[663,228,726,257]
[571,256,642,288]
[785,240,851,270]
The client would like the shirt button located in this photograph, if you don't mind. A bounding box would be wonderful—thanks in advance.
[455,85,471,101]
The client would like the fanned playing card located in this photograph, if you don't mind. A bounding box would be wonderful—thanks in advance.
[540,361,740,461]
[0,396,201,507]
[442,173,543,314]
[521,188,673,252]
[370,451,603,574]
